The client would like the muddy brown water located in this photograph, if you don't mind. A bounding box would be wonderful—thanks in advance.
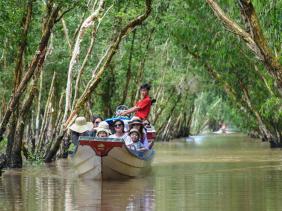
[1,134,282,211]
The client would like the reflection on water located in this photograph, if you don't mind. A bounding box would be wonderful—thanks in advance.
[1,134,282,210]
[0,162,155,211]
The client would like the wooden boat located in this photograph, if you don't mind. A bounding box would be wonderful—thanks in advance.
[72,136,155,180]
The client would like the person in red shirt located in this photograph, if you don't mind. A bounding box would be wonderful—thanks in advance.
[120,83,152,120]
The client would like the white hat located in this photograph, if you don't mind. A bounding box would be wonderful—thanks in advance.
[69,116,93,133]
[129,128,141,137]
[95,121,112,135]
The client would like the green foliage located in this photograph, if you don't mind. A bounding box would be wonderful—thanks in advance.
[260,97,282,123]
[0,0,281,163]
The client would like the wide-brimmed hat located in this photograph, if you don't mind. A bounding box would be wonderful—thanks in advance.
[95,121,112,135]
[129,128,141,137]
[128,116,143,125]
[69,116,93,133]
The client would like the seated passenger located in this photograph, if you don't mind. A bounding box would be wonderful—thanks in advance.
[109,119,133,146]
[92,115,103,127]
[95,121,111,138]
[90,115,103,136]
[68,116,93,153]
[142,119,154,149]
[128,128,147,152]
[128,117,150,150]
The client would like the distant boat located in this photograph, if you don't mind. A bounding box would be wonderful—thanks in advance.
[72,128,156,180]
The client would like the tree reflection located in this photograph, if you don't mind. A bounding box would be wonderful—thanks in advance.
[0,162,155,211]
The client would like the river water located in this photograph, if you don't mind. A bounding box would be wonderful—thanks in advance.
[1,134,282,211]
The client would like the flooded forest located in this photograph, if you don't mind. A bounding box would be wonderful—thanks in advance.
[0,0,281,170]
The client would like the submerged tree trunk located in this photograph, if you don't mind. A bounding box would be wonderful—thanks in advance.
[10,84,38,168]
[6,113,18,167]
[4,1,34,163]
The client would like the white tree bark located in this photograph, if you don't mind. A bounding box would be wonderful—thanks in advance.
[61,17,72,54]
[35,71,43,142]
[72,5,112,110]
[63,0,105,123]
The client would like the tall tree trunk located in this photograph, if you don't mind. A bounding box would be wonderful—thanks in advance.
[157,93,181,137]
[120,30,136,105]
[239,81,273,141]
[0,4,60,141]
[13,0,33,93]
[35,71,43,142]
[5,0,34,167]
[152,90,174,125]
[72,25,98,109]
[60,16,72,54]
[36,72,56,155]
[10,84,38,168]
[6,113,17,167]
[72,5,112,109]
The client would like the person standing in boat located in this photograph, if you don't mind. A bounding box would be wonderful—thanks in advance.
[119,83,152,120]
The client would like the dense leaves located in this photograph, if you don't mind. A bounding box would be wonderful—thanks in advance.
[0,0,281,165]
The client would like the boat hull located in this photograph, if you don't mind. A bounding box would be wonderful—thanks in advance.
[73,138,154,180]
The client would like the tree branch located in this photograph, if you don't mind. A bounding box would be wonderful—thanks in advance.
[206,0,282,95]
